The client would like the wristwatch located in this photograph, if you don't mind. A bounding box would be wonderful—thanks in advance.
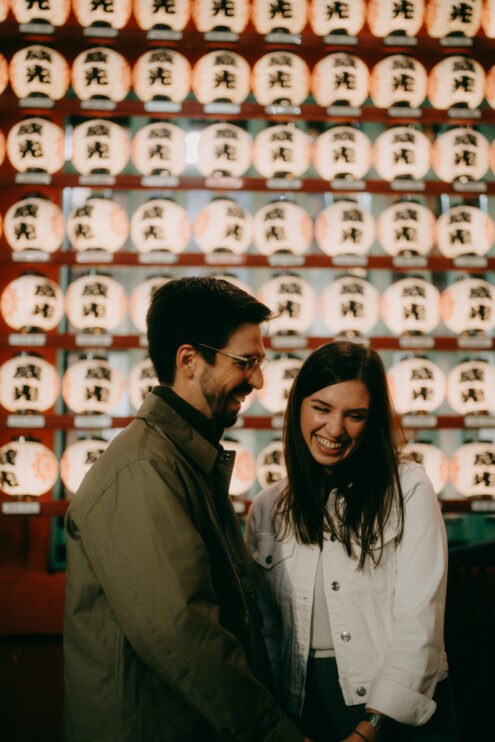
[362,711,387,737]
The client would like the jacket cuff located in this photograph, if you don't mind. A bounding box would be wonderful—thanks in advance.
[367,678,437,726]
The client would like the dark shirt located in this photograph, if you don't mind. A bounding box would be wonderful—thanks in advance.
[152,385,223,447]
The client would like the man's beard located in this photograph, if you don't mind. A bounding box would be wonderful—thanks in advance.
[200,373,253,428]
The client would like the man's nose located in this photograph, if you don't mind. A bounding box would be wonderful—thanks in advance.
[248,364,264,390]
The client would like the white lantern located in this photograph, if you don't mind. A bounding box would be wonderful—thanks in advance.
[0,129,5,167]
[428,56,485,110]
[132,49,191,103]
[402,441,449,495]
[425,0,482,37]
[60,438,109,496]
[450,441,495,496]
[72,119,130,176]
[65,274,127,333]
[313,126,372,181]
[489,139,495,175]
[133,0,191,30]
[367,0,424,36]
[67,197,129,254]
[441,277,495,334]
[253,200,313,256]
[252,51,310,106]
[131,199,190,255]
[251,0,307,34]
[197,122,251,178]
[72,0,132,28]
[10,0,70,26]
[0,439,58,497]
[436,204,494,258]
[62,357,125,415]
[315,200,375,257]
[308,0,365,36]
[0,274,64,331]
[223,440,256,496]
[192,50,250,105]
[192,0,249,32]
[4,196,64,254]
[257,356,303,414]
[256,439,286,488]
[320,275,380,336]
[0,353,59,413]
[432,127,489,182]
[253,124,311,179]
[387,357,446,414]
[312,52,369,109]
[485,65,495,108]
[7,117,64,173]
[128,358,159,409]
[71,46,131,102]
[0,0,8,22]
[0,52,7,95]
[374,126,431,181]
[132,121,186,177]
[370,55,427,109]
[129,276,171,334]
[482,0,495,36]
[381,277,440,335]
[447,359,495,415]
[9,45,70,100]
[194,198,252,255]
[258,275,317,335]
[377,200,435,257]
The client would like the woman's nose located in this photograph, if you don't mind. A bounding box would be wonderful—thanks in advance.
[326,414,345,437]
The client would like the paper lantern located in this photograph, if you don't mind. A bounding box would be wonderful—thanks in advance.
[222,440,256,496]
[71,47,131,102]
[315,200,375,257]
[403,441,449,494]
[256,439,286,487]
[320,275,380,336]
[387,357,446,414]
[62,357,125,415]
[313,126,372,181]
[192,0,249,32]
[0,52,7,95]
[9,45,70,100]
[428,56,485,110]
[60,438,109,496]
[482,0,495,36]
[485,65,495,108]
[258,275,317,335]
[10,0,70,26]
[425,0,482,37]
[7,117,64,174]
[67,197,128,254]
[131,199,190,255]
[257,356,303,414]
[0,439,58,497]
[441,277,495,334]
[65,274,127,333]
[377,200,435,257]
[447,359,495,415]
[308,0,365,36]
[252,51,310,106]
[133,0,191,30]
[0,129,5,167]
[432,127,489,182]
[129,276,171,333]
[0,353,59,413]
[0,274,64,331]
[370,55,427,109]
[132,49,191,103]
[368,0,424,36]
[450,441,495,496]
[0,0,8,22]
[251,0,307,34]
[253,124,311,179]
[374,126,431,181]
[194,198,252,255]
[197,122,251,178]
[381,277,440,335]
[128,358,158,409]
[72,0,132,28]
[131,121,186,177]
[4,196,64,254]
[72,119,130,176]
[436,204,494,258]
[253,200,313,256]
[312,52,369,109]
[192,50,250,105]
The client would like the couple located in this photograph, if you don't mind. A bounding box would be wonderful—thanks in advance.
[64,277,457,742]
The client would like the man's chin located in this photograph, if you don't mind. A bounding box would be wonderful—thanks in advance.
[217,410,238,428]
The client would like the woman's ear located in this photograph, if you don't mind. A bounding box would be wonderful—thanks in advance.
[175,344,198,379]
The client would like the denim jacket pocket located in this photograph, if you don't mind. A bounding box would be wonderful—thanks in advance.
[252,537,295,571]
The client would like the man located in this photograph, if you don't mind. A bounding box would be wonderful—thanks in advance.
[64,277,307,742]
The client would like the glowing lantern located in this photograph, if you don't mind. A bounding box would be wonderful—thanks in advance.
[252,51,310,106]
[65,274,127,333]
[60,438,109,496]
[128,358,158,409]
[428,56,485,110]
[381,277,440,335]
[133,0,191,30]
[370,55,427,109]
[257,356,303,414]
[251,0,307,34]
[447,359,495,415]
[432,127,489,182]
[258,275,317,335]
[256,439,286,488]
[7,117,64,174]
[129,276,171,333]
[192,50,250,105]
[387,357,446,414]
[449,441,495,496]
[0,0,8,22]
[253,200,313,256]
[0,129,5,167]
[131,199,190,255]
[9,45,70,100]
[313,126,372,181]
[10,0,70,26]
[197,122,251,178]
[441,277,495,334]
[132,49,191,103]
[374,126,431,181]
[72,119,130,176]
[482,0,495,36]
[368,0,424,36]
[321,275,380,336]
[193,0,249,32]
[223,440,256,496]
[425,0,482,37]
[436,204,494,258]
[0,52,7,95]
[131,121,186,177]
[0,353,59,413]
[312,52,369,109]
[308,0,365,36]
[253,123,311,179]
[71,46,131,102]
[0,439,58,497]
[402,441,449,495]
[377,200,435,257]
[0,274,64,332]
[67,197,128,254]
[72,0,132,28]
[315,200,375,257]
[4,196,64,255]
[62,357,125,415]
[485,65,495,108]
[194,198,252,255]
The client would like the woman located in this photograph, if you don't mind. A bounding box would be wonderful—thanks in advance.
[247,341,456,742]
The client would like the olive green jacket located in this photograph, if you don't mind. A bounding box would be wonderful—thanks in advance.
[64,392,303,742]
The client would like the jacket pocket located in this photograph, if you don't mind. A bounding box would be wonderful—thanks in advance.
[251,536,295,570]
[251,536,296,603]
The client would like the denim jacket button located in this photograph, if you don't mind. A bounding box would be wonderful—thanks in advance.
[340,631,351,642]
[265,555,273,564]
[331,581,340,591]
[330,534,337,542]
[356,686,366,697]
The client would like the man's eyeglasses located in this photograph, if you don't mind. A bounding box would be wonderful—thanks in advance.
[197,343,269,373]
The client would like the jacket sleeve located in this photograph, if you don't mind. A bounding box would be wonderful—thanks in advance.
[366,464,448,726]
[77,458,304,742]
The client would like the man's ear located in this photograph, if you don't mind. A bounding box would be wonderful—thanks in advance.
[175,344,199,379]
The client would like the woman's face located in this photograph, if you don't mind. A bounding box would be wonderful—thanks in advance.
[300,379,370,471]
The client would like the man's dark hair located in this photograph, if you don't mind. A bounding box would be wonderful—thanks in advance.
[147,276,271,384]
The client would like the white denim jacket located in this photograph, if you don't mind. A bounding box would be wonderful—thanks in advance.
[247,461,449,727]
